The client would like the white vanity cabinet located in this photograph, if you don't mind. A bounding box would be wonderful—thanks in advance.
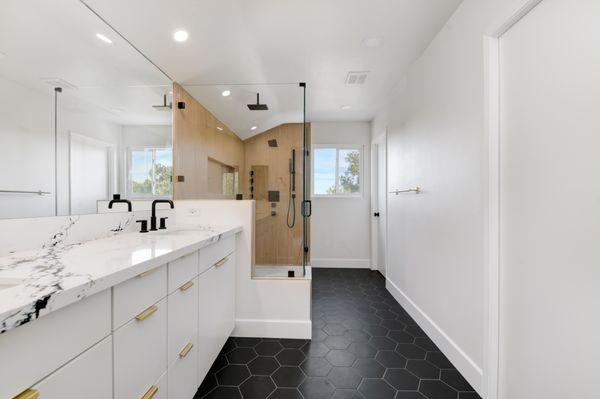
[29,336,113,399]
[4,234,237,399]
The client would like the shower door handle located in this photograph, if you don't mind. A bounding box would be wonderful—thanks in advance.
[301,200,312,218]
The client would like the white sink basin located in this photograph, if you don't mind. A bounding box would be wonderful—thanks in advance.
[0,277,25,292]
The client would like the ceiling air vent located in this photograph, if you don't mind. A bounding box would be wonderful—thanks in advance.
[345,71,369,85]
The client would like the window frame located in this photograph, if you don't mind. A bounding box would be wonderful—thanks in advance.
[126,146,173,199]
[311,144,363,198]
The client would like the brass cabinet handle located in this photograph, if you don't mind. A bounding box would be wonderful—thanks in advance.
[179,281,194,291]
[215,255,229,267]
[141,385,159,399]
[14,390,39,399]
[135,305,158,321]
[138,268,157,278]
[179,342,194,358]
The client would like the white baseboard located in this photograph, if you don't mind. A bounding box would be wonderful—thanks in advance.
[385,277,483,395]
[311,258,371,269]
[233,318,312,339]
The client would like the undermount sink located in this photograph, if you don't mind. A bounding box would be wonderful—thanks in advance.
[0,277,25,292]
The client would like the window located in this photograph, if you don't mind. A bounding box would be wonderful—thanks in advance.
[312,146,362,196]
[128,147,173,197]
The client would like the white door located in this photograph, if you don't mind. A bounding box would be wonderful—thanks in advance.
[371,133,387,275]
[69,133,114,214]
[498,1,600,398]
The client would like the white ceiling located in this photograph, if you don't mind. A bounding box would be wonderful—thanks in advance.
[0,0,172,126]
[81,0,462,138]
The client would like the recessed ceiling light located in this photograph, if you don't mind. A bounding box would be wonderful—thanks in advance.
[341,105,352,110]
[221,90,231,97]
[363,36,383,48]
[96,33,113,44]
[251,126,257,131]
[173,30,189,42]
[217,126,224,131]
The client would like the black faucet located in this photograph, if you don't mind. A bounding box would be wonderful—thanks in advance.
[108,194,132,212]
[151,199,174,231]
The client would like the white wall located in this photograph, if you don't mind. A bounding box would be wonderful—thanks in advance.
[371,0,533,394]
[311,122,371,269]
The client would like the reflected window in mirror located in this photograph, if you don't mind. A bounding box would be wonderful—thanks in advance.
[127,147,173,198]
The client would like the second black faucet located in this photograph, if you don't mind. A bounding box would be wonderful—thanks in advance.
[150,199,174,231]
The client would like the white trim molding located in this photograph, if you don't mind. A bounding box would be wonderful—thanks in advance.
[483,1,545,398]
[386,277,483,394]
[233,319,311,339]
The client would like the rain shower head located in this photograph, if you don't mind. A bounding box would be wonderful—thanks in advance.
[248,93,268,111]
[153,94,172,111]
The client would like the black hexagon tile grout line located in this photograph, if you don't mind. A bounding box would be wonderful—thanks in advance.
[195,269,481,399]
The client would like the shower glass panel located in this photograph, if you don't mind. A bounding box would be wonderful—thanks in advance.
[180,83,310,278]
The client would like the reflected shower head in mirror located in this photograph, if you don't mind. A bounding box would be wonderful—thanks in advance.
[248,93,268,111]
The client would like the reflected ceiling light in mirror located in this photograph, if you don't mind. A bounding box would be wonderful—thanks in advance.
[363,36,383,48]
[221,90,231,97]
[251,126,257,131]
[217,126,224,132]
[173,30,189,42]
[96,33,113,44]
[341,105,352,110]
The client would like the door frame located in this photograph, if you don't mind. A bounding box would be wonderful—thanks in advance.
[370,129,387,275]
[483,1,544,398]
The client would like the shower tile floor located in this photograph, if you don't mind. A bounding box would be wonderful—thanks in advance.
[195,268,481,399]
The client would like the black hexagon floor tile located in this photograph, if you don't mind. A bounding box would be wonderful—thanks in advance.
[272,366,306,388]
[240,376,276,399]
[276,349,306,366]
[418,380,458,399]
[268,388,304,399]
[300,377,336,399]
[248,357,280,376]
[328,367,362,389]
[195,269,480,399]
[358,379,396,399]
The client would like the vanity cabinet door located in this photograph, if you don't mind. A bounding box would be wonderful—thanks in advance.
[114,297,167,399]
[197,265,220,382]
[198,235,235,274]
[29,336,112,399]
[168,337,199,399]
[168,276,199,365]
[168,251,199,294]
[215,252,236,344]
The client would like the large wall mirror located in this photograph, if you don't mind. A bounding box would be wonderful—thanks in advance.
[0,0,173,219]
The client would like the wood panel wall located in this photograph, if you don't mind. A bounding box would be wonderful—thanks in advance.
[244,123,311,266]
[172,83,244,200]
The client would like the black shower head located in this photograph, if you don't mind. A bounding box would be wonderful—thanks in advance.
[248,93,269,111]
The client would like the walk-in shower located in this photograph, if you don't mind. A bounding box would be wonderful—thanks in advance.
[180,82,311,278]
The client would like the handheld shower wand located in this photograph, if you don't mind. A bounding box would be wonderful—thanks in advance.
[287,149,296,228]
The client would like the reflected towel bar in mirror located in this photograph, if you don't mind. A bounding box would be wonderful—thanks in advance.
[0,190,51,195]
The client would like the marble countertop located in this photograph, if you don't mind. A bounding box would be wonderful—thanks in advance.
[0,225,242,334]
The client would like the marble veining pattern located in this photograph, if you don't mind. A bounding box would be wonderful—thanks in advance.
[0,223,241,334]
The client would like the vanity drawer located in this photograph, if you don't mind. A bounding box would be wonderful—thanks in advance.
[0,290,111,399]
[139,370,168,399]
[168,337,199,399]
[114,297,167,399]
[113,264,167,330]
[168,275,199,364]
[28,336,113,399]
[168,250,199,294]
[198,235,235,274]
